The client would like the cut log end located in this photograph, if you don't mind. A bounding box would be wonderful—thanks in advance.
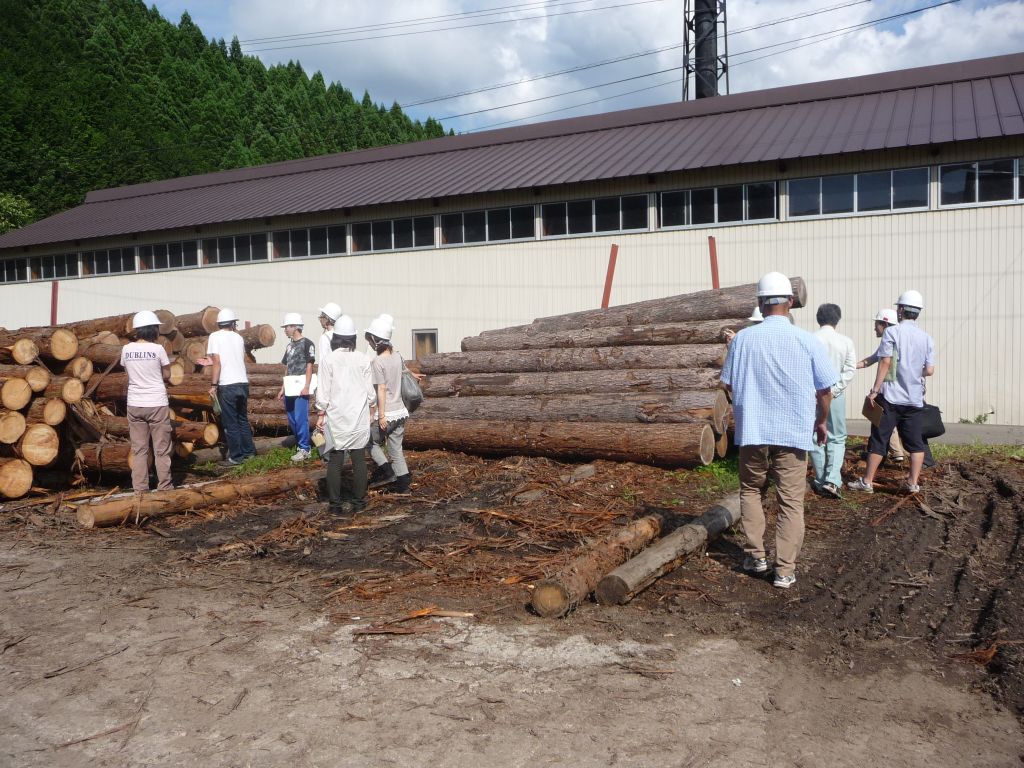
[531,581,572,619]
[60,377,85,404]
[76,507,99,528]
[10,339,39,365]
[24,367,52,392]
[168,361,185,386]
[28,398,66,426]
[697,424,716,466]
[65,356,94,382]
[49,328,80,361]
[0,410,27,444]
[1,378,32,411]
[594,575,630,606]
[16,424,59,466]
[0,458,33,499]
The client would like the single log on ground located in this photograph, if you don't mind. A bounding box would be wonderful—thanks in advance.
[63,356,94,382]
[97,414,219,445]
[0,410,27,444]
[0,364,50,392]
[26,397,67,426]
[175,307,221,337]
[0,338,39,365]
[1,378,32,410]
[238,324,276,351]
[0,457,33,499]
[596,494,741,605]
[78,342,124,367]
[419,344,725,375]
[422,368,721,398]
[0,328,78,361]
[2,424,60,466]
[77,466,317,528]
[461,318,746,353]
[45,376,85,404]
[509,278,807,333]
[531,514,663,618]
[76,441,132,472]
[404,419,716,467]
[87,367,186,401]
[416,390,728,432]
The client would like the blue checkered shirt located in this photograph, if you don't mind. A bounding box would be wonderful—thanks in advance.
[720,316,837,451]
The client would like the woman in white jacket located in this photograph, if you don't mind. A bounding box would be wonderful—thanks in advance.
[315,316,376,514]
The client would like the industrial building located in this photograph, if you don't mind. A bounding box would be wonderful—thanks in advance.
[1,52,1022,423]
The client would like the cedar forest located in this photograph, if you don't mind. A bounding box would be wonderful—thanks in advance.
[0,0,450,232]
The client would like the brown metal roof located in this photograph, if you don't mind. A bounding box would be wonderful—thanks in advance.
[3,52,1023,252]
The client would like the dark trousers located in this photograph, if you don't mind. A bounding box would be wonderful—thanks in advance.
[218,383,256,461]
[868,394,926,456]
[284,395,310,451]
[327,448,367,505]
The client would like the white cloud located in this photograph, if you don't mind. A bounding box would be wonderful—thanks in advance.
[150,0,1024,132]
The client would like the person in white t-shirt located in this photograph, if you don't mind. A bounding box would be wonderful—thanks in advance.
[206,308,256,466]
[120,311,174,493]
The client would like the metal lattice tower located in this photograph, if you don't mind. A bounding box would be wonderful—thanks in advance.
[683,0,729,100]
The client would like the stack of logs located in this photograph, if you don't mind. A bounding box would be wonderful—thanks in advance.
[0,307,277,499]
[404,278,807,468]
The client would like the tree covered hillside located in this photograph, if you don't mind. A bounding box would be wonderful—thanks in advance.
[0,0,449,227]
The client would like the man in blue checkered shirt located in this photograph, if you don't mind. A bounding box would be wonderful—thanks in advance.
[720,272,836,589]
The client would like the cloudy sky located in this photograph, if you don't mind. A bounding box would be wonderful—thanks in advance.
[148,0,1024,133]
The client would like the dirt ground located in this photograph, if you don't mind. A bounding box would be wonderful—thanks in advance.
[2,445,1024,767]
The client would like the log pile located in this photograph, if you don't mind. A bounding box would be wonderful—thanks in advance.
[407,278,806,468]
[0,305,281,498]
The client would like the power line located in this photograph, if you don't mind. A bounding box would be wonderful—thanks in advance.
[244,0,667,52]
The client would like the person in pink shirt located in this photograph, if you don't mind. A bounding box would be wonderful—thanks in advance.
[120,311,174,493]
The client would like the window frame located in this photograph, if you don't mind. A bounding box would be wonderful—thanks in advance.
[939,158,1020,209]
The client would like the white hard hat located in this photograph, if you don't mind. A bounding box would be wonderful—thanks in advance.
[895,289,923,310]
[318,302,342,322]
[132,310,160,329]
[217,308,238,324]
[281,312,303,327]
[365,315,394,341]
[756,271,793,300]
[747,306,763,323]
[332,314,357,337]
[874,308,898,325]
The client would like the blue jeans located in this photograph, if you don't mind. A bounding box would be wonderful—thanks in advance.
[809,392,846,488]
[285,395,310,451]
[218,383,256,461]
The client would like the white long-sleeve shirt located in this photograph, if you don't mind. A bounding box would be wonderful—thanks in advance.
[315,348,376,451]
[814,325,856,398]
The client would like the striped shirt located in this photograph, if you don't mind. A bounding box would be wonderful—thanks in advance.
[721,315,837,451]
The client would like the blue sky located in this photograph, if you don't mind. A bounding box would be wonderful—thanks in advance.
[147,0,1024,133]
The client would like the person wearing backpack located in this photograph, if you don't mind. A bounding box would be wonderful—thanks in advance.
[365,314,412,493]
[849,290,935,495]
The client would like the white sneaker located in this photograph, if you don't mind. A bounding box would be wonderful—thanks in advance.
[773,573,796,589]
[847,478,874,493]
[742,556,769,574]
[904,482,921,494]
[291,448,311,462]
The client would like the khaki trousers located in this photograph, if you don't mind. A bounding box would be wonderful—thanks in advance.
[738,445,807,578]
[127,405,174,493]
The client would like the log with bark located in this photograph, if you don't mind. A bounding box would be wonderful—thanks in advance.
[238,324,276,351]
[44,376,85,404]
[0,410,27,445]
[174,307,221,337]
[55,310,176,339]
[404,419,715,467]
[0,378,32,410]
[0,364,51,393]
[77,342,123,367]
[96,414,219,446]
[26,397,67,427]
[461,318,746,353]
[75,466,317,528]
[531,514,663,618]
[595,494,741,605]
[248,412,317,430]
[0,328,78,361]
[1,423,60,467]
[63,356,94,382]
[418,344,725,375]
[416,390,728,432]
[0,457,33,499]
[75,441,132,473]
[0,337,39,365]
[422,368,721,398]
[493,278,807,333]
[86,367,186,402]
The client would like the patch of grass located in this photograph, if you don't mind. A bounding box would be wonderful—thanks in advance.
[931,443,1024,463]
[691,457,740,497]
[228,447,321,476]
[621,485,640,504]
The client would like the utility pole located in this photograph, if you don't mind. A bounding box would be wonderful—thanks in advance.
[683,0,729,100]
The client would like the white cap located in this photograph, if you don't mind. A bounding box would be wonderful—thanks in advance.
[332,314,356,337]
[895,290,923,310]
[318,302,342,322]
[874,308,898,325]
[131,310,160,329]
[281,312,303,327]
[216,308,238,324]
[756,272,793,303]
[365,314,394,341]
[747,306,763,323]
